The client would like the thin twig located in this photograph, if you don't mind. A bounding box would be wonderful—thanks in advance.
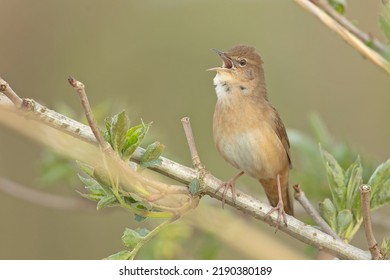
[0,177,94,211]
[181,117,203,169]
[0,80,371,260]
[360,184,383,260]
[0,78,23,108]
[294,0,390,76]
[313,0,388,56]
[68,77,109,150]
[293,184,341,241]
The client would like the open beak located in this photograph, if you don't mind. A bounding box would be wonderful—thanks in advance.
[207,48,234,71]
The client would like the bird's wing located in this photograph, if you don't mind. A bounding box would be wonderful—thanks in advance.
[272,108,292,169]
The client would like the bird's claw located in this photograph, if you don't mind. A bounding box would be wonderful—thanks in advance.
[265,200,288,233]
[215,180,237,208]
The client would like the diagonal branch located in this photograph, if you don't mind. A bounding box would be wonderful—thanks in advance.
[313,0,388,56]
[293,184,341,241]
[294,0,390,75]
[0,77,371,260]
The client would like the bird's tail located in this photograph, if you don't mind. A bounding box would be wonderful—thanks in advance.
[259,174,294,216]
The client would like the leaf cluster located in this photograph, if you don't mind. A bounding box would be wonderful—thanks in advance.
[76,111,173,258]
[78,111,168,217]
[319,147,390,241]
[288,113,375,200]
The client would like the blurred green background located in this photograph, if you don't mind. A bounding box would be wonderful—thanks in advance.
[0,0,389,259]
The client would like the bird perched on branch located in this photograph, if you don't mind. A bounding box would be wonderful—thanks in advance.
[209,45,294,228]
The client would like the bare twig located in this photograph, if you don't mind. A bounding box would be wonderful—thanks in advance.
[294,0,390,76]
[0,177,94,211]
[181,117,203,170]
[313,0,388,56]
[0,78,23,108]
[360,184,383,260]
[68,77,109,150]
[293,184,341,241]
[0,79,371,259]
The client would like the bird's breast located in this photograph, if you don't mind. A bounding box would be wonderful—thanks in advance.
[213,101,287,179]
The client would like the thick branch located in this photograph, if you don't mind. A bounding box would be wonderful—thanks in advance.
[0,78,371,260]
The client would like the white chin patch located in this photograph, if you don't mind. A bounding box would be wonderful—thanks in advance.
[213,72,230,99]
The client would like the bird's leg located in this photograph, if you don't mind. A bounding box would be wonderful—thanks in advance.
[265,174,288,232]
[215,171,244,208]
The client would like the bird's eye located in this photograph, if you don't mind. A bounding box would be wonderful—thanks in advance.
[238,59,247,67]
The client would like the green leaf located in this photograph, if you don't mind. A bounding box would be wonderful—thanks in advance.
[76,190,102,202]
[104,250,132,260]
[104,116,113,144]
[381,236,390,258]
[379,4,390,43]
[122,228,142,249]
[111,111,130,153]
[121,227,150,249]
[77,172,116,203]
[344,156,363,216]
[97,194,118,210]
[368,159,390,210]
[76,161,94,177]
[140,141,165,168]
[78,174,99,187]
[134,214,147,222]
[122,122,151,160]
[135,228,150,237]
[189,178,201,196]
[319,198,337,229]
[328,0,347,15]
[336,209,353,238]
[84,184,106,195]
[320,146,346,209]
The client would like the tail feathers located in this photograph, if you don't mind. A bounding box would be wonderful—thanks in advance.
[259,176,294,216]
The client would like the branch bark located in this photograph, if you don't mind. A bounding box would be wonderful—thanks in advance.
[360,184,383,260]
[0,77,371,260]
[293,184,341,241]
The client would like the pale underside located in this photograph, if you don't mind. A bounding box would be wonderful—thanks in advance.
[212,72,289,180]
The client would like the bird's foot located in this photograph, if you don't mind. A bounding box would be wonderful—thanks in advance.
[215,171,244,208]
[265,200,288,233]
[215,180,236,208]
[265,173,288,232]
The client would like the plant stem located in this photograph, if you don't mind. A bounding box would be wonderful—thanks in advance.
[129,219,174,260]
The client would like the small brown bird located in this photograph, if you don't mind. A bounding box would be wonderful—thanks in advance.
[209,45,294,226]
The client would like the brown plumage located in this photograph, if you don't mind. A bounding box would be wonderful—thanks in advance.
[209,45,294,219]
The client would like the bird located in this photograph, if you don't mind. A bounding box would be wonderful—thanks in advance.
[208,45,294,228]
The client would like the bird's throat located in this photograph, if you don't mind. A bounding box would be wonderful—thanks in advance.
[213,72,232,100]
